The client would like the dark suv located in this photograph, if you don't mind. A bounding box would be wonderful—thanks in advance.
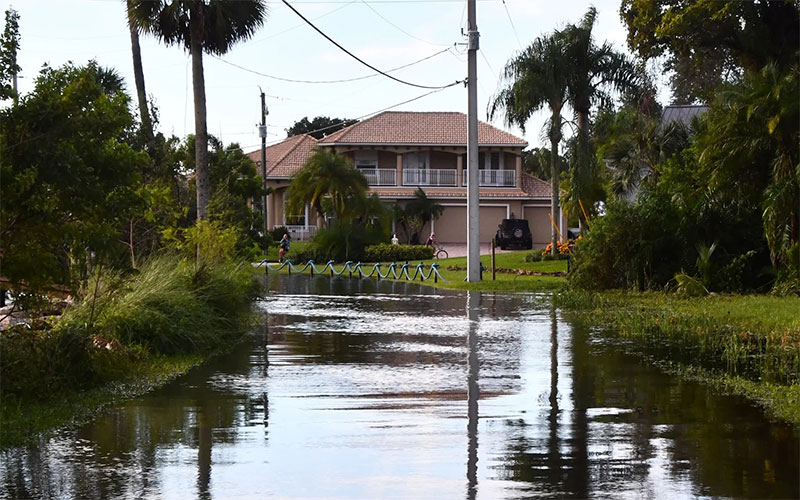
[495,218,533,250]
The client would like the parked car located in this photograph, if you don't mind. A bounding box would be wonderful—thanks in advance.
[495,218,533,250]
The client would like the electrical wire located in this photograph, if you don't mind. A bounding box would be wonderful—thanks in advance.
[243,83,458,151]
[211,45,454,84]
[281,0,463,89]
[359,0,451,47]
[501,0,523,50]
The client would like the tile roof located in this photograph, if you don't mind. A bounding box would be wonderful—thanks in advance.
[520,173,553,198]
[661,105,709,128]
[320,111,527,146]
[246,134,318,178]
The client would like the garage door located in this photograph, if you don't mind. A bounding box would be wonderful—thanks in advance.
[523,206,552,247]
[479,206,508,242]
[434,205,509,243]
[434,206,466,243]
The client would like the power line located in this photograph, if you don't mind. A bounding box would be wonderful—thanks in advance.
[249,0,358,45]
[501,0,523,50]
[211,46,454,84]
[243,84,458,151]
[359,0,451,47]
[281,0,463,90]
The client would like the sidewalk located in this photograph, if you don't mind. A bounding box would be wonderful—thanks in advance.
[439,243,515,258]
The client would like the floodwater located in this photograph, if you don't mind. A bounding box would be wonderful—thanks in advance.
[1,275,798,499]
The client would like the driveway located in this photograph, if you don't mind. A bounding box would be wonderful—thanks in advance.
[439,243,518,258]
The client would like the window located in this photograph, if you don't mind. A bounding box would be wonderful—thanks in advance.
[403,151,429,170]
[354,150,378,169]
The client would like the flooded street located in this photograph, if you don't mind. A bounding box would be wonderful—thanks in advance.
[1,275,798,499]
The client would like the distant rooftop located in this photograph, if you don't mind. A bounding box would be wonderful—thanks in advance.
[661,105,709,127]
[319,111,527,147]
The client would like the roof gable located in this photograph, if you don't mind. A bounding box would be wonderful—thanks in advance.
[247,134,318,178]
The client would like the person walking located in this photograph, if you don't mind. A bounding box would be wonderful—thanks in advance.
[278,233,290,263]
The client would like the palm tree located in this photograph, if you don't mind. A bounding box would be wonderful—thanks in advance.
[490,35,570,254]
[128,0,267,221]
[126,0,154,151]
[286,149,368,227]
[559,7,640,229]
[404,188,444,243]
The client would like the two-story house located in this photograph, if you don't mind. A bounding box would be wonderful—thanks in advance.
[250,111,562,246]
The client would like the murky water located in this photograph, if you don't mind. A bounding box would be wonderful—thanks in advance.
[1,275,798,499]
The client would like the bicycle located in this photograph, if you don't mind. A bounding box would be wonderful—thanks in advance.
[434,245,448,259]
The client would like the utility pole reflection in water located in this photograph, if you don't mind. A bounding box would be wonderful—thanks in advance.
[466,291,480,500]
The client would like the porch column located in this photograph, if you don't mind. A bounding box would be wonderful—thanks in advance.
[515,154,522,188]
[396,153,403,186]
[456,154,463,187]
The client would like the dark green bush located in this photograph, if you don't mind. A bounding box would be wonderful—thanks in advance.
[364,243,434,262]
[306,222,387,263]
[1,255,259,404]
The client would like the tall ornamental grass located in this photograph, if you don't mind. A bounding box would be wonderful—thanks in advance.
[0,255,260,402]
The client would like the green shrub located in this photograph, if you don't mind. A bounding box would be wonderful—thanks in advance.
[58,255,259,355]
[526,251,570,262]
[308,222,387,262]
[364,243,434,262]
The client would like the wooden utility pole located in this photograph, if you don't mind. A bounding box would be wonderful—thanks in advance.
[466,0,481,282]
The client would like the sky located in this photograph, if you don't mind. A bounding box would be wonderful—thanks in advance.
[1,0,653,154]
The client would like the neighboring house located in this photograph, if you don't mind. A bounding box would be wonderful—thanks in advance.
[611,104,709,203]
[249,111,562,246]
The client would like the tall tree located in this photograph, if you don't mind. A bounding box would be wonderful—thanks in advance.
[559,7,641,229]
[0,8,20,102]
[490,35,570,253]
[286,149,368,227]
[0,62,147,292]
[128,0,268,221]
[126,0,154,151]
[621,0,800,103]
[286,116,357,140]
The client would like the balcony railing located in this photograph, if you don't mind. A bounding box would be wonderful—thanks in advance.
[402,168,458,187]
[284,224,317,241]
[462,169,516,187]
[358,168,397,186]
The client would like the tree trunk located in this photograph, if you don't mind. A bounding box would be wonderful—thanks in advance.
[550,111,562,255]
[127,7,154,152]
[190,14,210,221]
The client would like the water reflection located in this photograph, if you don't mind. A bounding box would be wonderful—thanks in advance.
[466,291,480,500]
[0,275,797,499]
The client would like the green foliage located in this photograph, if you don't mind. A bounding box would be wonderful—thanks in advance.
[0,61,148,293]
[286,149,368,224]
[363,244,434,262]
[305,221,387,263]
[0,255,258,414]
[58,255,258,355]
[568,197,683,290]
[163,219,240,263]
[286,116,357,139]
[695,241,717,288]
[402,188,444,243]
[525,251,570,262]
[672,272,708,297]
[0,7,20,101]
[621,0,799,102]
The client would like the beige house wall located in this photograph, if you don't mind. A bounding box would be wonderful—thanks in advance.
[522,205,565,247]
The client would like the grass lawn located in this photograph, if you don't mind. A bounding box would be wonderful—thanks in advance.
[561,290,800,424]
[261,248,568,292]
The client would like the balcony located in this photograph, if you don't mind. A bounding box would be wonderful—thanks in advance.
[358,168,397,186]
[462,169,516,187]
[402,168,458,187]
